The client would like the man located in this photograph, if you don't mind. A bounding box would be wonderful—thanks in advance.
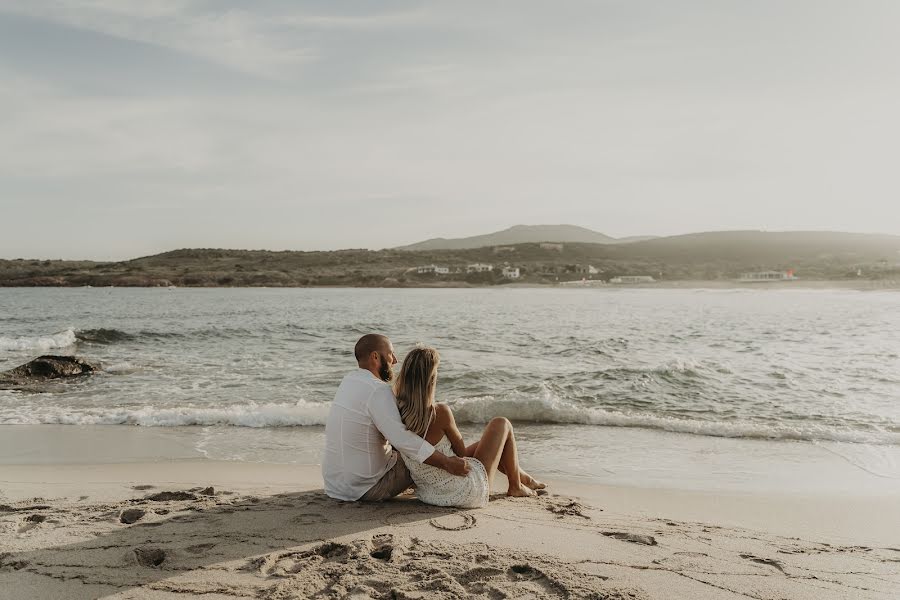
[322,333,470,501]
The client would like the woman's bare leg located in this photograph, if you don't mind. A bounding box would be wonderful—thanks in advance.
[465,439,545,490]
[471,418,535,497]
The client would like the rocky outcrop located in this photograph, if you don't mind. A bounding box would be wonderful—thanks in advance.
[0,355,101,383]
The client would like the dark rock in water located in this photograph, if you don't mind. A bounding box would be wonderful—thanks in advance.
[199,486,215,496]
[0,355,101,382]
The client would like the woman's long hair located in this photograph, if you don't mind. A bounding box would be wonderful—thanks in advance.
[393,346,440,437]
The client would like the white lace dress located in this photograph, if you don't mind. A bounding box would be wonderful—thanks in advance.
[402,436,490,509]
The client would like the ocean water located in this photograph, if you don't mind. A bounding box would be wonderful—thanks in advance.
[1,287,899,493]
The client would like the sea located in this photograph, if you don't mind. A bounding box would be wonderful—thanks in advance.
[1,287,898,495]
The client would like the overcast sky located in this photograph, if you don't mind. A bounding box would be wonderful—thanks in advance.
[2,1,899,260]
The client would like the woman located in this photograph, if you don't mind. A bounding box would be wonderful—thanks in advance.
[394,345,545,509]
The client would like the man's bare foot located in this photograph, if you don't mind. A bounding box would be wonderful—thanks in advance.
[520,474,546,490]
[507,485,537,498]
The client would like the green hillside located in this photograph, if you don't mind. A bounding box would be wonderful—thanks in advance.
[2,231,899,287]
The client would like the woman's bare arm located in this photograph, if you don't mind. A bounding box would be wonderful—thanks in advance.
[435,403,468,458]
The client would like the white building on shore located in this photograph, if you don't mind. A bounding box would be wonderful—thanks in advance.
[416,264,450,275]
[501,266,521,279]
[609,275,655,284]
[466,263,494,273]
[739,270,797,282]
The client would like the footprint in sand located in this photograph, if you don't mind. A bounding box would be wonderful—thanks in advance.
[119,508,146,524]
[429,513,477,531]
[740,554,787,575]
[509,564,564,588]
[185,543,217,555]
[146,491,197,501]
[602,532,658,546]
[544,497,593,519]
[132,547,167,568]
[290,512,324,526]
[248,537,646,599]
[16,514,46,534]
[369,533,395,560]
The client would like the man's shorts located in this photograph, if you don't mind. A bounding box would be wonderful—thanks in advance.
[359,452,414,502]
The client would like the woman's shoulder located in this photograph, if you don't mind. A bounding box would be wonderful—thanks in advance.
[424,403,454,444]
[434,402,452,417]
[433,402,457,425]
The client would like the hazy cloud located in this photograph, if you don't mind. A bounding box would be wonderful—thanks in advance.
[1,1,899,259]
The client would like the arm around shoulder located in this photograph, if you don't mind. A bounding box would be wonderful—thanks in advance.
[368,386,435,463]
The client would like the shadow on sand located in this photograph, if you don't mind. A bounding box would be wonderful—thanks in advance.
[1,488,459,599]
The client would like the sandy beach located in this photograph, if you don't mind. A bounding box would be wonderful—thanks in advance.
[2,460,897,600]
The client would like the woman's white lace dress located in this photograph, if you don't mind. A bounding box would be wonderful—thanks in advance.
[403,436,489,509]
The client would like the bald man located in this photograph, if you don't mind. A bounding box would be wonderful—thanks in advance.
[322,334,470,501]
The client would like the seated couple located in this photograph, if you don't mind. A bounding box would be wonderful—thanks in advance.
[322,334,544,508]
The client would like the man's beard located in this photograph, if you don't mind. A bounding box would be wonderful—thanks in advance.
[378,354,393,382]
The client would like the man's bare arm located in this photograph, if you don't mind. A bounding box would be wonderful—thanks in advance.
[424,450,470,476]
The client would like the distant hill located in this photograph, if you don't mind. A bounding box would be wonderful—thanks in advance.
[396,224,656,251]
[616,230,900,263]
[2,230,898,287]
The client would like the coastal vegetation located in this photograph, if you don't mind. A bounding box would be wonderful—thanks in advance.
[2,231,899,287]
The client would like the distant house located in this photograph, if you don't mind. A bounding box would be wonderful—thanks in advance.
[739,270,796,282]
[609,275,655,284]
[417,264,450,275]
[501,267,521,279]
[540,243,564,251]
[493,246,516,254]
[574,264,599,275]
[466,263,494,273]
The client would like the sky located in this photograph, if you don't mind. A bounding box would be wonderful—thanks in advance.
[2,0,899,260]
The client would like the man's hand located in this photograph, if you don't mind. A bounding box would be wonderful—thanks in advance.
[444,455,470,477]
[424,451,471,476]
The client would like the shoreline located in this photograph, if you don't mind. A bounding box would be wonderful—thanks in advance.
[2,459,897,599]
[1,279,899,290]
[3,423,898,498]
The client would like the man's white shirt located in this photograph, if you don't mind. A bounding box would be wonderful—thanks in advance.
[323,368,436,501]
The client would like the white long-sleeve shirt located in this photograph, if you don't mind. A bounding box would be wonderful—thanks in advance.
[322,368,436,501]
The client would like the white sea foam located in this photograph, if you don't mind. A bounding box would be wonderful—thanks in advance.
[448,394,900,446]
[103,361,140,374]
[1,400,330,427]
[0,329,77,352]
[3,393,896,446]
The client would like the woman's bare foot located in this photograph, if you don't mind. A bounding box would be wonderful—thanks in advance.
[507,484,537,498]
[520,473,546,490]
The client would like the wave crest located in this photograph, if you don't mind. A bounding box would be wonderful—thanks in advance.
[2,400,329,427]
[448,394,900,446]
[2,393,896,446]
[76,328,136,344]
[0,329,77,352]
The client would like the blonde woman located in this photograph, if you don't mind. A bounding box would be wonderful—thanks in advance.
[394,345,545,508]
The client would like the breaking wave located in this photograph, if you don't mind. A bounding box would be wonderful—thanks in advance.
[2,394,896,445]
[0,329,77,352]
[75,328,136,344]
[1,400,330,427]
[448,394,900,445]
